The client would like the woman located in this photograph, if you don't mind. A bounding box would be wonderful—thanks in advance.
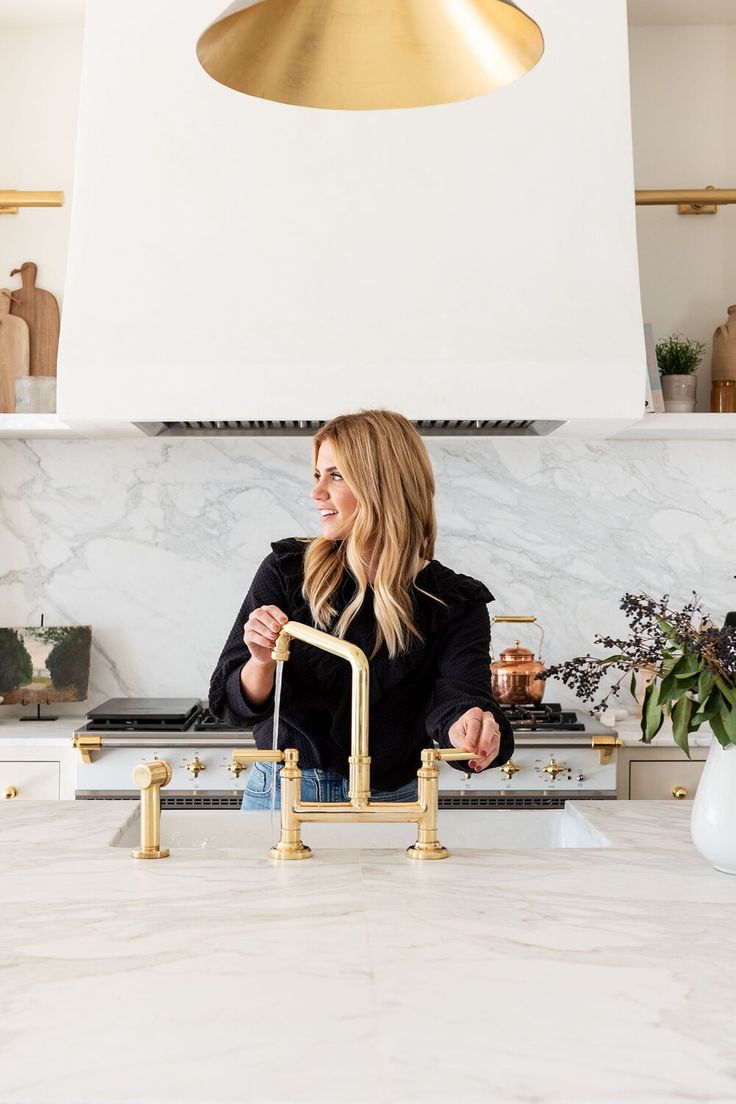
[209,410,514,809]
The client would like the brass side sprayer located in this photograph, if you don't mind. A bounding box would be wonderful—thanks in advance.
[232,621,474,861]
[131,759,172,860]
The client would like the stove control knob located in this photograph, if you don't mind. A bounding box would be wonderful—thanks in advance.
[577,771,585,782]
[186,755,207,779]
[227,760,245,779]
[499,760,521,780]
[542,757,567,781]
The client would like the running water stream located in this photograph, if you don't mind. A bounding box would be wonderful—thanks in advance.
[270,661,285,832]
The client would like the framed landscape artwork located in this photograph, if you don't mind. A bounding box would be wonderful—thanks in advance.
[0,626,92,705]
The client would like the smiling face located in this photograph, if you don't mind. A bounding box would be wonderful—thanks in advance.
[310,437,358,539]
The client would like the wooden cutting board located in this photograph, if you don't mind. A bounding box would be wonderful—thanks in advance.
[9,261,60,377]
[0,290,30,412]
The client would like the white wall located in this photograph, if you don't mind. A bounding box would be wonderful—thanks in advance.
[629,25,736,411]
[57,0,645,423]
[0,21,84,311]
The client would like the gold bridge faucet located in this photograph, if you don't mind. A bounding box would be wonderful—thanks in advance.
[232,621,473,861]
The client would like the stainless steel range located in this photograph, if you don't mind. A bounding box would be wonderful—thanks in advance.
[73,698,619,809]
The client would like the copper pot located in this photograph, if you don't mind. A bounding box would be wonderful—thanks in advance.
[490,616,546,705]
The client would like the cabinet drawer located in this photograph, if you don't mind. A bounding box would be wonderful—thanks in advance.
[629,759,705,801]
[1,761,60,800]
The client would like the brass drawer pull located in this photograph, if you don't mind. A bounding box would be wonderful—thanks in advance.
[672,785,688,800]
[4,786,18,799]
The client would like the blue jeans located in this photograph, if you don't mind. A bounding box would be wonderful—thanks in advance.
[241,761,418,810]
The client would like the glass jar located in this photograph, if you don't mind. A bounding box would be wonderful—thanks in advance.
[711,379,736,413]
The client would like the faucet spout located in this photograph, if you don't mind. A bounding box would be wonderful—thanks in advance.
[231,619,475,861]
[273,621,371,806]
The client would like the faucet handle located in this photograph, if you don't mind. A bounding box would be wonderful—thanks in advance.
[231,749,286,767]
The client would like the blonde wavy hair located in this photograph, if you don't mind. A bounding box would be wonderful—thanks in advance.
[302,410,443,659]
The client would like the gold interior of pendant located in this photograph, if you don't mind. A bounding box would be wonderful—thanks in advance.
[197,0,544,111]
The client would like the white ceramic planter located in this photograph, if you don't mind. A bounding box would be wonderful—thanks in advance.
[691,739,736,875]
[661,373,697,413]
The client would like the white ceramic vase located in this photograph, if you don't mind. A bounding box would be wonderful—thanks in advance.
[690,738,736,874]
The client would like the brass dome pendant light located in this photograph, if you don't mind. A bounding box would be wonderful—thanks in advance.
[196,0,544,111]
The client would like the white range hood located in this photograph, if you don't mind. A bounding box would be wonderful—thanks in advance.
[58,0,645,432]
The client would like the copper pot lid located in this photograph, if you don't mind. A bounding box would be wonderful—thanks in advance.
[497,640,537,663]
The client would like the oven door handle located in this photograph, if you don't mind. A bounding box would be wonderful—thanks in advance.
[73,734,256,761]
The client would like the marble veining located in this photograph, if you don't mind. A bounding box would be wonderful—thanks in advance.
[1,799,736,1103]
[0,437,734,719]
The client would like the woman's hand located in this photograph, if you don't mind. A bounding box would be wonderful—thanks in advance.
[448,707,501,772]
[243,605,289,667]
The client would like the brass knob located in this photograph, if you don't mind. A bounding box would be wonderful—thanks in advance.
[499,760,520,779]
[227,760,245,779]
[542,757,567,782]
[4,786,17,799]
[186,756,207,779]
[672,785,688,800]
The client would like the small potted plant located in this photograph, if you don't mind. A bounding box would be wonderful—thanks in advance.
[656,333,706,412]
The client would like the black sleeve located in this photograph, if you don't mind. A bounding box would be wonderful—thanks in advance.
[425,601,514,773]
[208,552,290,725]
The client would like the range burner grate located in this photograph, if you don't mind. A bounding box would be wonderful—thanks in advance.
[193,707,250,733]
[498,701,585,732]
[83,715,200,733]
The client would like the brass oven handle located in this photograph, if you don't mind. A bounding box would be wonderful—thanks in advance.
[591,735,622,764]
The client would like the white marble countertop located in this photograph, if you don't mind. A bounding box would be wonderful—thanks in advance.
[0,716,86,746]
[2,799,735,1104]
[598,712,713,748]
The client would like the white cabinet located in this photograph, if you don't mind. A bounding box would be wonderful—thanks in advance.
[0,738,77,799]
[1,760,60,800]
[617,745,708,800]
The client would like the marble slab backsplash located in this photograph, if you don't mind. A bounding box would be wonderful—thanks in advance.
[0,437,734,718]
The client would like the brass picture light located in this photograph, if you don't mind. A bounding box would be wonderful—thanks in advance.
[197,0,544,111]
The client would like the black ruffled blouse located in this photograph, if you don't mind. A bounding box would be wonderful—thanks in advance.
[208,538,514,791]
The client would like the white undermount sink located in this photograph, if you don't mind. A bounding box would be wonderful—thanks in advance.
[113,808,609,852]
